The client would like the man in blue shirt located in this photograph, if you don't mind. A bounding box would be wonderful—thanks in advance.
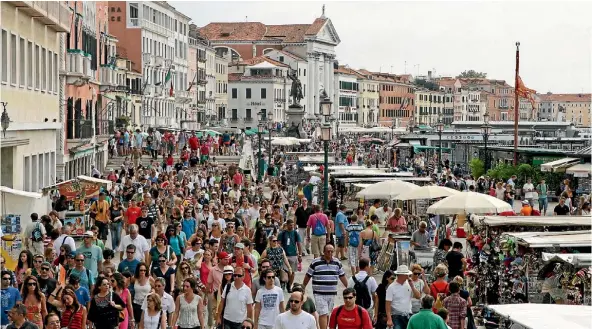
[68,274,91,309]
[118,244,141,274]
[334,205,349,261]
[1,270,22,326]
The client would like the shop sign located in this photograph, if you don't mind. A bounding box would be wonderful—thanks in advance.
[247,101,265,106]
[59,181,101,200]
[532,156,562,166]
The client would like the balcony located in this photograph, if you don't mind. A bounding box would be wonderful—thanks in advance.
[175,91,191,104]
[98,65,116,92]
[140,19,173,38]
[244,117,253,122]
[9,1,70,32]
[197,99,206,105]
[155,56,164,68]
[66,118,94,148]
[197,77,207,86]
[198,56,207,63]
[63,50,87,86]
[142,53,154,66]
[230,118,239,123]
[82,54,93,80]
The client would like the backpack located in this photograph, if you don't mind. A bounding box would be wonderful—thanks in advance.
[312,215,327,236]
[31,222,43,242]
[352,276,372,309]
[459,180,467,191]
[432,283,448,311]
[348,226,360,247]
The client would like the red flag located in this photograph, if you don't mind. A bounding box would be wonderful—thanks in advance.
[169,81,174,97]
[516,75,536,109]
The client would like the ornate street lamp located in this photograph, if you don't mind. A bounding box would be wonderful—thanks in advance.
[267,112,274,161]
[481,111,492,172]
[436,117,444,175]
[257,111,264,182]
[320,91,332,211]
[1,102,9,137]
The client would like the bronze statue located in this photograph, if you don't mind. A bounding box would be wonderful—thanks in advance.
[288,69,304,106]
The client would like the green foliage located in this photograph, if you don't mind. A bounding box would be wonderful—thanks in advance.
[414,79,440,91]
[486,163,516,181]
[469,158,485,179]
[456,70,487,79]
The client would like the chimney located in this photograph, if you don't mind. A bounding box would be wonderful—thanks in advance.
[252,43,256,58]
[428,71,432,80]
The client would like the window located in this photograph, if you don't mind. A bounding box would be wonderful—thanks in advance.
[11,34,17,84]
[54,53,58,93]
[261,88,266,99]
[1,30,7,82]
[41,48,46,91]
[27,41,32,88]
[246,88,251,99]
[19,37,25,87]
[35,45,40,89]
[47,51,52,92]
[232,88,237,99]
[232,109,238,119]
[246,108,252,118]
[129,3,138,18]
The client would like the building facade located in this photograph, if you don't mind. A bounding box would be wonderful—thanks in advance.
[199,14,340,120]
[0,1,70,191]
[334,66,359,126]
[227,56,290,129]
[356,72,380,127]
[375,73,415,128]
[415,90,445,126]
[537,93,591,127]
[214,54,229,125]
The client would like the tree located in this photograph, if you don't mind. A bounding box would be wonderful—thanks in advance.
[414,79,440,91]
[456,70,487,79]
[469,158,485,180]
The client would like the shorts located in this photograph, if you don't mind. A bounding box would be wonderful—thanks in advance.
[284,256,298,272]
[348,246,360,267]
[310,235,326,256]
[224,141,230,146]
[314,294,336,316]
[336,236,345,248]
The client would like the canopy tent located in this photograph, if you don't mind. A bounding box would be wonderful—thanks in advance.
[195,130,221,138]
[356,180,419,199]
[541,252,592,267]
[395,185,459,201]
[244,128,268,136]
[566,163,591,177]
[501,230,592,248]
[78,175,113,190]
[541,157,580,172]
[472,215,592,227]
[426,192,513,214]
[486,304,592,329]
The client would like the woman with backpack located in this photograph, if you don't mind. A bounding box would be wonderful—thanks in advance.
[430,265,449,313]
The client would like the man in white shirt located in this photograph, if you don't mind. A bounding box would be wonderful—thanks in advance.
[198,205,214,226]
[275,291,317,329]
[373,204,392,224]
[117,224,150,262]
[53,224,77,256]
[218,267,253,329]
[385,265,421,329]
[347,258,378,318]
[254,269,285,329]
[522,178,535,207]
[142,277,175,326]
[207,208,226,230]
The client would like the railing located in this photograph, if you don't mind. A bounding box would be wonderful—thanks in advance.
[96,119,114,136]
[141,19,173,38]
[244,117,253,122]
[66,50,84,76]
[198,56,207,63]
[99,66,115,86]
[155,56,164,67]
[66,119,94,140]
[82,54,93,80]
[129,18,139,27]
[142,53,153,66]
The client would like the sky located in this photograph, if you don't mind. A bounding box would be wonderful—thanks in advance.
[170,1,592,93]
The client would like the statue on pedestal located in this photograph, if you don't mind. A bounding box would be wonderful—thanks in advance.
[288,70,304,107]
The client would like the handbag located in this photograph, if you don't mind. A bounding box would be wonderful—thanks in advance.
[370,231,382,253]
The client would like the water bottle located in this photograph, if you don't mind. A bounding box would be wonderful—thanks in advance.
[297,260,302,272]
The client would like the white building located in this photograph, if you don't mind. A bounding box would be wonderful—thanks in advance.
[227,56,290,129]
[0,1,69,191]
[334,67,359,126]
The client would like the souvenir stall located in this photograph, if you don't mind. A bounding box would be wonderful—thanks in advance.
[497,230,592,305]
[466,215,592,306]
[483,304,592,329]
[42,175,112,237]
[0,186,51,269]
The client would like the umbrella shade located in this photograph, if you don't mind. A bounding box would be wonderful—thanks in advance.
[395,185,460,201]
[356,180,419,199]
[426,192,513,215]
[244,128,268,136]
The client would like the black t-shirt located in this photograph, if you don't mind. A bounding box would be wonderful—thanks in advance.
[224,216,242,228]
[295,206,313,228]
[328,199,338,218]
[136,216,154,240]
[38,276,57,313]
[174,162,183,172]
[446,250,465,278]
[554,204,570,215]
[7,321,38,329]
[189,156,199,166]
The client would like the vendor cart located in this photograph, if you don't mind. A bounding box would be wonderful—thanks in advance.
[376,233,412,272]
[484,304,592,329]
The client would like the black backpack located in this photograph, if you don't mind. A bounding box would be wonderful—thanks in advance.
[352,275,372,309]
[31,222,43,242]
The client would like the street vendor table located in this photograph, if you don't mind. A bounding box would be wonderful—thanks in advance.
[376,233,411,272]
[486,304,592,329]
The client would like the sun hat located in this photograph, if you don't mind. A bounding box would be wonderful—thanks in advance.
[223,265,234,274]
[394,265,412,276]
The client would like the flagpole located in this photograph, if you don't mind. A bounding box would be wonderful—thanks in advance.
[513,41,520,166]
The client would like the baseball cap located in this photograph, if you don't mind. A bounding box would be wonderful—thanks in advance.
[217,251,231,260]
[83,231,94,237]
[234,243,245,249]
[67,251,77,258]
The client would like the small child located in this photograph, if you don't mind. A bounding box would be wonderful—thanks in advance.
[437,308,452,329]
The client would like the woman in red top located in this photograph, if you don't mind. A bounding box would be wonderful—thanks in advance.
[430,264,450,313]
[22,275,47,329]
[60,288,87,329]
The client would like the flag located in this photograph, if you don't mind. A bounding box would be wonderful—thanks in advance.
[169,80,174,97]
[164,66,172,84]
[516,75,537,109]
[399,98,409,110]
[186,73,197,92]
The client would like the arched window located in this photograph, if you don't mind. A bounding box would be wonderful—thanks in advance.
[215,47,241,62]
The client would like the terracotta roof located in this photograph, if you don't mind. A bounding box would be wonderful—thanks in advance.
[437,78,457,87]
[271,49,306,61]
[334,65,363,78]
[199,18,327,43]
[228,73,243,82]
[237,55,290,68]
[538,93,591,102]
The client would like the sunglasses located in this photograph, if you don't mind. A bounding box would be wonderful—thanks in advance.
[181,267,189,270]
[159,259,166,263]
[41,267,50,271]
[27,282,37,286]
[234,274,244,278]
[34,260,43,264]
[288,300,300,304]
[2,277,11,280]
[75,259,84,262]
[344,296,355,300]
[126,251,135,254]
[265,276,275,279]
[412,272,422,275]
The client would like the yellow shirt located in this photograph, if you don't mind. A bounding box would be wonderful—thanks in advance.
[90,200,110,223]
[369,206,377,217]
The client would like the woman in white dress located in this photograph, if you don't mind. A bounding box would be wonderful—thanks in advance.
[139,293,167,329]
[171,277,205,329]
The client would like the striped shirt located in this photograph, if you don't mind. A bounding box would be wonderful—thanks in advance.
[306,257,345,295]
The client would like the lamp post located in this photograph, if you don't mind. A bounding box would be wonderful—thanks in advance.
[436,117,444,175]
[481,111,492,172]
[267,113,273,162]
[1,102,10,137]
[257,111,263,183]
[320,93,333,211]
[391,117,396,140]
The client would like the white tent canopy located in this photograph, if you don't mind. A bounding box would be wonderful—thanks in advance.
[541,157,580,172]
[356,180,419,199]
[541,252,592,266]
[487,304,592,329]
[473,215,592,227]
[426,192,513,214]
[395,185,459,201]
[78,175,113,190]
[566,163,592,177]
[502,230,592,248]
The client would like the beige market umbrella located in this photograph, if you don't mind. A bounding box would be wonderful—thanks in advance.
[395,185,460,201]
[426,191,513,215]
[356,180,419,199]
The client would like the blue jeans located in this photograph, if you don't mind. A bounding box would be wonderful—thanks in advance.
[110,221,122,250]
[392,314,410,329]
[539,198,548,214]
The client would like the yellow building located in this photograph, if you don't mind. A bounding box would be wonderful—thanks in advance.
[538,93,591,127]
[415,89,445,126]
[357,76,380,126]
[0,2,69,191]
[215,54,229,124]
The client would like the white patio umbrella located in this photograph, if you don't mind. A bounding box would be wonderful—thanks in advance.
[426,192,513,215]
[356,180,419,199]
[395,185,460,201]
